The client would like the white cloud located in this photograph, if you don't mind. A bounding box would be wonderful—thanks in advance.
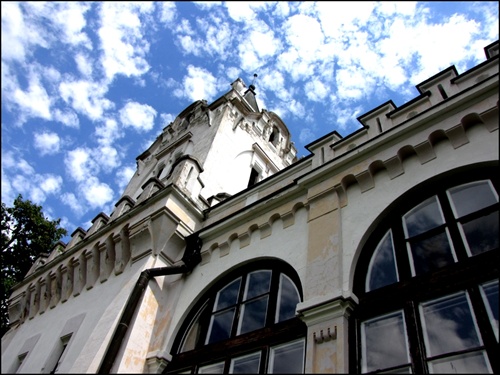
[98,2,154,81]
[64,147,98,182]
[0,2,49,62]
[158,2,177,24]
[48,2,92,48]
[176,65,219,102]
[160,113,176,127]
[59,79,114,121]
[34,132,61,156]
[2,151,36,177]
[116,165,136,193]
[82,177,114,209]
[95,118,122,145]
[305,79,329,102]
[75,53,93,77]
[54,109,79,128]
[119,101,157,132]
[238,29,281,71]
[199,17,233,57]
[40,175,63,195]
[284,14,324,56]
[61,192,86,216]
[96,145,121,173]
[12,73,52,122]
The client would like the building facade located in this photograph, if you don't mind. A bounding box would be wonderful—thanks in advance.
[1,40,498,374]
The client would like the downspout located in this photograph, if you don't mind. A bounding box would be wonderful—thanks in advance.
[98,233,202,374]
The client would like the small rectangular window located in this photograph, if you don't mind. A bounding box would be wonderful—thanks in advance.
[14,352,28,373]
[49,333,72,374]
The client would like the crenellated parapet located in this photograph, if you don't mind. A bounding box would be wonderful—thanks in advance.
[307,41,499,167]
[6,182,201,331]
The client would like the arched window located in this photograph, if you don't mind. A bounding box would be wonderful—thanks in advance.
[165,259,306,374]
[352,164,499,374]
[269,126,279,146]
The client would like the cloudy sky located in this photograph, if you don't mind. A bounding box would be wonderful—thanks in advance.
[1,1,498,243]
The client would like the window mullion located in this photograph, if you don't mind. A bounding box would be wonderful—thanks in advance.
[393,218,412,281]
[437,191,468,262]
[267,271,279,327]
[404,300,428,374]
[232,274,247,338]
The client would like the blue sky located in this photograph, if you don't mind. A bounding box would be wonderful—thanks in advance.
[1,1,498,243]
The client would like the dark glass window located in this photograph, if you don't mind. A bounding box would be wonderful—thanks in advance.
[353,166,499,374]
[165,260,306,374]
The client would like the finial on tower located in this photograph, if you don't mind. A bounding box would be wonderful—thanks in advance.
[250,73,258,91]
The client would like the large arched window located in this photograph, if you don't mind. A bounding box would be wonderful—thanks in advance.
[352,164,499,374]
[164,259,306,374]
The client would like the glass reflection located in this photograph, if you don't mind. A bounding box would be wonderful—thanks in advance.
[230,352,261,374]
[447,180,498,218]
[198,361,224,373]
[481,280,499,341]
[181,303,208,352]
[269,339,305,374]
[461,212,499,256]
[238,296,269,335]
[367,230,398,291]
[361,311,410,372]
[420,292,481,357]
[276,274,300,322]
[428,351,491,373]
[215,278,241,311]
[207,308,236,344]
[403,196,444,238]
[245,271,271,300]
[408,230,455,275]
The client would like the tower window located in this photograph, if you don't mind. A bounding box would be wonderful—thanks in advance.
[248,167,260,188]
[269,126,279,146]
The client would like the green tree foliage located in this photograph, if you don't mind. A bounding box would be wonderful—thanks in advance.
[1,194,67,337]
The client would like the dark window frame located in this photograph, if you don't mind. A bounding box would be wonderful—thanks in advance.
[165,259,307,374]
[351,163,500,374]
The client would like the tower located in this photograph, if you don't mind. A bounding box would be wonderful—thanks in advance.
[116,78,297,215]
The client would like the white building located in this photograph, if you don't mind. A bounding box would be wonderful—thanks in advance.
[2,40,498,374]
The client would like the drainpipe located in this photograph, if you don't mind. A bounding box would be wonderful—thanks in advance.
[98,234,202,374]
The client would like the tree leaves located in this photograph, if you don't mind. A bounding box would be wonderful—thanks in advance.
[1,194,67,337]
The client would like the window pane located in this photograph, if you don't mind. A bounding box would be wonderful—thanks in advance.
[366,230,398,291]
[230,352,261,374]
[379,367,412,374]
[481,280,499,341]
[199,362,224,374]
[420,292,482,357]
[207,308,236,344]
[215,278,241,311]
[408,230,455,275]
[276,274,300,322]
[461,212,499,256]
[447,180,498,218]
[245,271,271,300]
[238,296,268,335]
[403,196,444,238]
[361,311,410,372]
[428,351,491,373]
[181,304,208,352]
[269,339,305,374]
